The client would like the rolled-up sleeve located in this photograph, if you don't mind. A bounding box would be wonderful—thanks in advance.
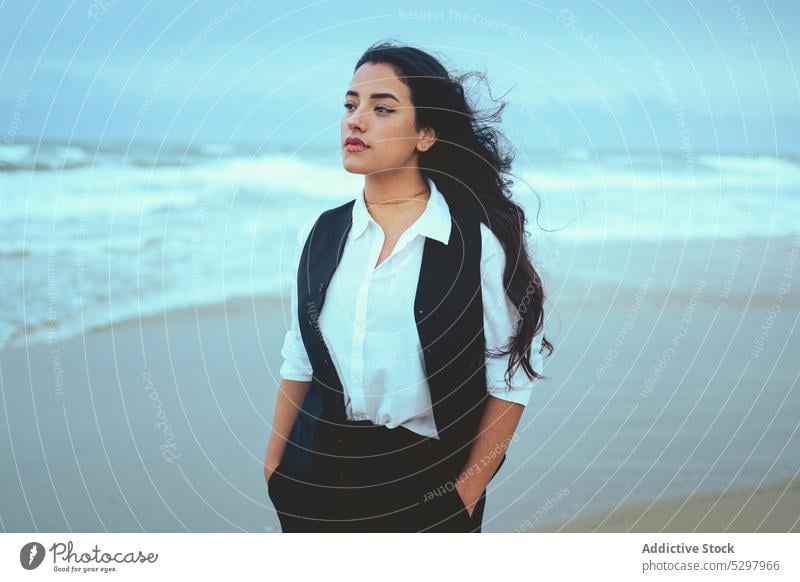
[279,218,316,382]
[480,224,544,407]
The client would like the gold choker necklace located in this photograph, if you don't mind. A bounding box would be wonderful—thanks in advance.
[365,187,430,206]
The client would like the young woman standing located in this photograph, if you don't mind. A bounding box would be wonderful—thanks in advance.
[264,40,552,533]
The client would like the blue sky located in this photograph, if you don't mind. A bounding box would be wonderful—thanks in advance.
[1,0,798,154]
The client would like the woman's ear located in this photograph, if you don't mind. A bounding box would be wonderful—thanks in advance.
[417,127,437,152]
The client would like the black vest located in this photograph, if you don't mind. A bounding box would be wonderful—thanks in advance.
[280,199,503,485]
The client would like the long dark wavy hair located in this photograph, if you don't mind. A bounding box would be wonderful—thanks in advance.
[355,40,553,386]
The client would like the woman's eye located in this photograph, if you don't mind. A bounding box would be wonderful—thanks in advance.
[343,102,394,114]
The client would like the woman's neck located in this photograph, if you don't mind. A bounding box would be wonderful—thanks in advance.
[363,171,429,206]
[362,171,431,229]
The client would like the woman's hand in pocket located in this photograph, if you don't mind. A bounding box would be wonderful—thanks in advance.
[454,479,481,518]
[263,448,283,484]
[264,461,279,484]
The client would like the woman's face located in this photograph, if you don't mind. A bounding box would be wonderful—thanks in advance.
[341,62,430,175]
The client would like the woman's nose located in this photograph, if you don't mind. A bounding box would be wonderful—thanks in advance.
[346,117,364,131]
[346,110,366,130]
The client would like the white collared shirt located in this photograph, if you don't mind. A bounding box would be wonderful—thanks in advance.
[280,179,544,439]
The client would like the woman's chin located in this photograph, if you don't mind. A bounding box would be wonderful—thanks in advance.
[342,158,371,174]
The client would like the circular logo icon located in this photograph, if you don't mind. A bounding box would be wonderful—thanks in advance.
[20,542,46,570]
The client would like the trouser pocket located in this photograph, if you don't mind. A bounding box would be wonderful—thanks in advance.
[271,473,344,532]
[441,485,472,531]
[415,480,473,532]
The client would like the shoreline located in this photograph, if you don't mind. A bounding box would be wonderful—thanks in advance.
[1,293,291,356]
[526,476,800,532]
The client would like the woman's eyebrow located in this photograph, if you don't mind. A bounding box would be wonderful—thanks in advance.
[345,90,400,103]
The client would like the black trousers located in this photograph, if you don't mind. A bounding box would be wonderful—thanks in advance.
[267,420,487,532]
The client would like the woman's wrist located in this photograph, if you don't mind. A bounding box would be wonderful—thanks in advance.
[264,439,286,481]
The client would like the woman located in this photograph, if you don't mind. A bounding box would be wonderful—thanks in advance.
[264,40,552,533]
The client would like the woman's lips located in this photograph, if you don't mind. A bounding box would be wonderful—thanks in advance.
[344,143,369,153]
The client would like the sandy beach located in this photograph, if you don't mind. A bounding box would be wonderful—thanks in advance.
[1,234,798,532]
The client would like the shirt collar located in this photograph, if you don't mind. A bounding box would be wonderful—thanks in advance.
[350,178,452,245]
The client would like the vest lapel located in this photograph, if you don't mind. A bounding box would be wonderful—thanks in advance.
[296,202,354,421]
[415,209,487,455]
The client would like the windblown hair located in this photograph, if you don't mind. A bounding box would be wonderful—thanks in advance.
[355,40,553,386]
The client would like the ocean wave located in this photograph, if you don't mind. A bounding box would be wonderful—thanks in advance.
[2,144,799,356]
[0,141,249,173]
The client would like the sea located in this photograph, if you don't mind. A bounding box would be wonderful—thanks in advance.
[2,140,799,352]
